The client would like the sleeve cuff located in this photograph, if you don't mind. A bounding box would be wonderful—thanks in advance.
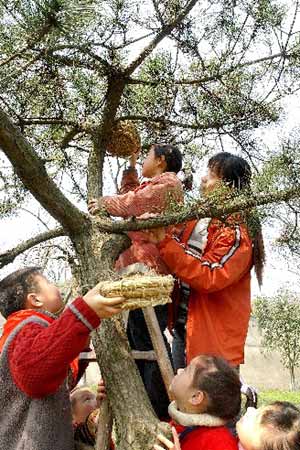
[68,297,101,331]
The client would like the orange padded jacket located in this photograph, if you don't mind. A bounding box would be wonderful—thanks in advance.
[158,218,253,366]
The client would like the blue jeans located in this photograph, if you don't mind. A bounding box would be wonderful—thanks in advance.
[172,326,186,371]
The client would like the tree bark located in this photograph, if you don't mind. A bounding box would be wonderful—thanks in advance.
[289,365,296,391]
[70,224,170,450]
[0,107,86,234]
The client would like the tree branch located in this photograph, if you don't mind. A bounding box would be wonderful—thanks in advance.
[44,53,99,71]
[0,7,58,69]
[45,45,110,70]
[19,117,77,126]
[17,117,94,136]
[0,227,65,269]
[87,77,127,199]
[125,0,199,75]
[117,115,242,131]
[0,108,87,233]
[127,48,298,87]
[93,186,300,233]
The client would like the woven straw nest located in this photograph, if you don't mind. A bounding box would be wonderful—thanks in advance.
[98,274,174,310]
[106,120,141,157]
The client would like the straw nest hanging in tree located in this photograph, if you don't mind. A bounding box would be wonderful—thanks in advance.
[106,120,141,157]
[98,274,174,310]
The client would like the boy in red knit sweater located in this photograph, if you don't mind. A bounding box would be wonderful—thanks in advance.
[0,267,124,450]
[154,355,240,450]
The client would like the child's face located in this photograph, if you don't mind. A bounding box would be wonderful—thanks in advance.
[142,147,166,178]
[236,406,266,450]
[200,168,222,195]
[169,359,198,410]
[33,275,63,314]
[72,388,98,424]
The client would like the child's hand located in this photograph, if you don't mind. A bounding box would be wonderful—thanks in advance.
[154,428,181,450]
[129,147,140,167]
[88,198,99,215]
[137,212,166,244]
[83,284,124,318]
[96,379,106,406]
[88,198,105,216]
[146,227,166,244]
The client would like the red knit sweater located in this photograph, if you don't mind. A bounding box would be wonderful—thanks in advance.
[173,422,238,450]
[5,297,100,398]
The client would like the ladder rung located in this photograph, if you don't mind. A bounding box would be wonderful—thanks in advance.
[79,349,157,362]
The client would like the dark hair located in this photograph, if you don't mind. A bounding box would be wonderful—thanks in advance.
[152,144,182,174]
[192,355,241,421]
[208,152,251,190]
[208,152,265,288]
[260,402,300,450]
[0,267,42,318]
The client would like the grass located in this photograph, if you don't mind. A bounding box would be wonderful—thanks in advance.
[259,390,300,407]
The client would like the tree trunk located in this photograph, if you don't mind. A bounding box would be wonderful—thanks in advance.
[70,224,170,450]
[289,365,296,391]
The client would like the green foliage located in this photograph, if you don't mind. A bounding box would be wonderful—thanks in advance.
[0,0,300,270]
[259,390,300,407]
[254,290,300,389]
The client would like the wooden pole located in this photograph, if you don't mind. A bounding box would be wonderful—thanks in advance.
[142,306,174,401]
[95,399,113,450]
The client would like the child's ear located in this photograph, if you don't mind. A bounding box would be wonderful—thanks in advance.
[26,293,43,309]
[158,155,167,171]
[190,390,205,406]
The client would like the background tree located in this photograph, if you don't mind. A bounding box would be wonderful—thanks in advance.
[1,1,300,449]
[254,289,300,391]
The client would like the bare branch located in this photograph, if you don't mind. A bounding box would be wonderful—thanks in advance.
[110,31,156,50]
[60,127,81,149]
[0,227,65,269]
[125,0,199,75]
[93,186,300,233]
[0,107,87,233]
[19,207,50,230]
[19,117,77,126]
[18,117,94,135]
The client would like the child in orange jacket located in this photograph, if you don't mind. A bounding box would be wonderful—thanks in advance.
[148,152,265,370]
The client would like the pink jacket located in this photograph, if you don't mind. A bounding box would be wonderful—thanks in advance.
[102,168,183,273]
